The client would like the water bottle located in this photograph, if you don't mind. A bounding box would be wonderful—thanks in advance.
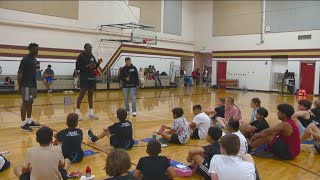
[85,166,91,178]
[152,132,157,139]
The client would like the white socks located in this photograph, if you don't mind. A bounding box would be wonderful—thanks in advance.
[27,118,32,124]
[89,109,94,115]
[21,120,27,126]
[75,108,93,115]
[22,118,32,126]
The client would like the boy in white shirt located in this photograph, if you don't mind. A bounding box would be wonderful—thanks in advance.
[226,119,248,157]
[209,134,256,180]
[190,105,211,139]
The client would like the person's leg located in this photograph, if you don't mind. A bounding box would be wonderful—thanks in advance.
[21,101,27,122]
[191,128,200,139]
[309,123,320,134]
[26,101,33,119]
[300,131,312,142]
[242,154,255,163]
[155,78,158,86]
[216,117,226,128]
[87,88,95,117]
[270,138,293,160]
[158,78,162,86]
[123,88,130,112]
[160,131,172,141]
[63,159,71,171]
[191,154,205,165]
[43,79,50,89]
[250,134,274,148]
[130,87,137,113]
[76,88,87,109]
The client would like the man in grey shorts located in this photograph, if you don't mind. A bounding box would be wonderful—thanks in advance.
[18,43,41,132]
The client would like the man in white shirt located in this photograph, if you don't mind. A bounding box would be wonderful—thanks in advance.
[209,134,256,180]
[190,105,211,139]
[226,119,248,157]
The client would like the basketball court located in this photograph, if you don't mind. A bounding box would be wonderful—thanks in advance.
[0,88,319,179]
[1,1,320,179]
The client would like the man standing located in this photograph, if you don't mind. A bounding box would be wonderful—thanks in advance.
[43,65,54,93]
[119,57,139,116]
[75,43,102,120]
[18,43,41,131]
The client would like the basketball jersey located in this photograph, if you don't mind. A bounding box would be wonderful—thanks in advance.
[278,119,300,159]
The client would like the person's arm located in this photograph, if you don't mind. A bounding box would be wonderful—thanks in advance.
[167,166,176,178]
[306,127,320,139]
[189,122,196,129]
[186,147,204,162]
[21,150,32,173]
[250,122,290,143]
[135,67,139,87]
[94,58,103,69]
[241,124,257,135]
[76,55,88,71]
[291,111,307,121]
[161,125,171,129]
[54,132,62,145]
[210,173,218,180]
[119,67,127,82]
[133,169,142,179]
[21,162,31,174]
[17,59,25,91]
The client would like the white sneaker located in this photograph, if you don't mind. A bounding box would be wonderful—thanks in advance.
[76,113,83,121]
[89,114,99,120]
[132,112,137,116]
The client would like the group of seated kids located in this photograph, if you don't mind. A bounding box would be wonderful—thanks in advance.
[4,96,320,180]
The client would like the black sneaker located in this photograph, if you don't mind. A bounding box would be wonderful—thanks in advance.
[28,121,41,128]
[21,124,32,132]
[88,130,98,143]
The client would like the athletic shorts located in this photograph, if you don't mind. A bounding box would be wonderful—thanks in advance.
[270,137,293,160]
[0,155,10,172]
[80,79,96,89]
[170,134,181,144]
[197,159,211,180]
[44,77,54,84]
[110,135,134,150]
[19,168,68,180]
[191,128,200,139]
[21,87,37,102]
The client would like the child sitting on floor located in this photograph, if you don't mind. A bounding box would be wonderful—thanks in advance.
[133,139,175,180]
[105,149,137,180]
[157,108,190,144]
[88,108,134,150]
[240,107,269,140]
[216,97,242,129]
[0,155,10,172]
[54,113,83,163]
[186,126,222,180]
[204,97,225,122]
[14,126,70,180]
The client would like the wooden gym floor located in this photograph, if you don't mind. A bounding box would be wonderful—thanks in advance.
[0,87,319,180]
